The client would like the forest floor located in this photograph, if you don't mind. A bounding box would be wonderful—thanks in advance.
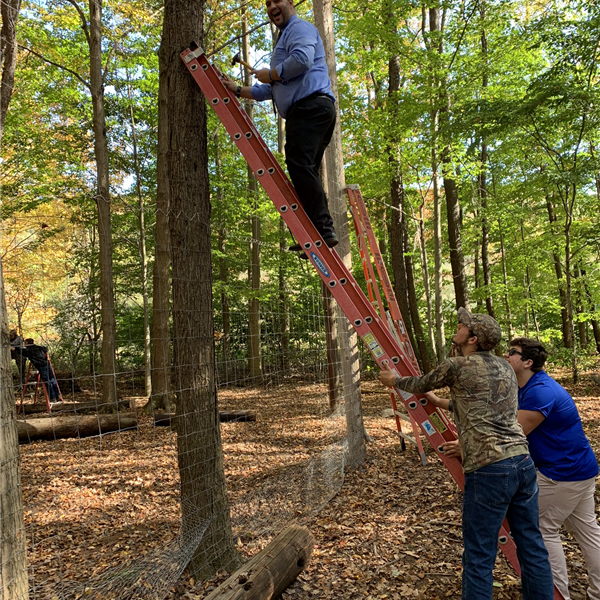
[17,367,600,600]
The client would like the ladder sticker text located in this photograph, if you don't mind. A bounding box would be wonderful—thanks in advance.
[310,253,330,278]
[429,412,448,434]
[363,332,384,359]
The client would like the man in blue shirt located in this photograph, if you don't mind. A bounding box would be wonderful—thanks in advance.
[223,0,338,250]
[506,338,600,600]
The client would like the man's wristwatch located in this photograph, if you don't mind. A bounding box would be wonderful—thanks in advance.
[236,85,242,98]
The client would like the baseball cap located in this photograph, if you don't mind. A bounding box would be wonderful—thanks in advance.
[457,307,502,351]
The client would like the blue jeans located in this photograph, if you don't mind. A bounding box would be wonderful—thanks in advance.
[462,455,554,600]
[37,363,60,400]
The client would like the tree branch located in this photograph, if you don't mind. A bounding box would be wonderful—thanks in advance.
[64,0,90,47]
[18,44,90,89]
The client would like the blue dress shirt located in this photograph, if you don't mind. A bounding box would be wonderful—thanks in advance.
[251,14,334,119]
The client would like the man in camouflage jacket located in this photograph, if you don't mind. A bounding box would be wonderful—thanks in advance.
[379,308,554,600]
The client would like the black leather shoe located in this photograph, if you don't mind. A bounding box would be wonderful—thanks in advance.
[288,243,302,252]
[323,235,339,248]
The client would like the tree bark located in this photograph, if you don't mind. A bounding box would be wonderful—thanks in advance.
[204,525,314,600]
[545,196,572,348]
[314,0,366,465]
[1,264,29,599]
[216,138,231,374]
[160,0,238,577]
[429,7,446,363]
[148,45,173,412]
[441,149,469,311]
[244,6,262,380]
[581,269,600,353]
[498,221,513,341]
[418,200,436,366]
[479,139,495,318]
[88,0,118,408]
[17,414,138,444]
[322,281,342,414]
[0,0,21,131]
[386,50,421,368]
[127,79,152,398]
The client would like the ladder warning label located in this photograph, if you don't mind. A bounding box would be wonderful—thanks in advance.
[363,332,384,358]
[310,253,330,277]
[429,412,448,434]
[421,420,435,436]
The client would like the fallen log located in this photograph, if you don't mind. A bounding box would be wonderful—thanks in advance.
[154,410,256,427]
[18,401,130,415]
[17,414,138,444]
[205,525,314,600]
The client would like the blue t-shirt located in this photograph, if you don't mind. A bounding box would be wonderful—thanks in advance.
[518,371,598,481]
[251,15,334,118]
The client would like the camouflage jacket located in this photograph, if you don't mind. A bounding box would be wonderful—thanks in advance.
[395,352,529,473]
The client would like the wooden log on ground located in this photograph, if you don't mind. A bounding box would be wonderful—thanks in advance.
[153,410,256,427]
[18,400,130,415]
[205,525,314,600]
[17,414,138,444]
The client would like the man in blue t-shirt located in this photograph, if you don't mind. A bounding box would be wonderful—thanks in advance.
[223,0,338,252]
[506,337,600,600]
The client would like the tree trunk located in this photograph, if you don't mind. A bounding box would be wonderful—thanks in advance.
[393,173,430,372]
[276,109,290,370]
[418,200,436,366]
[278,219,290,370]
[389,179,417,357]
[314,0,366,465]
[479,140,495,318]
[387,50,422,369]
[160,0,238,577]
[429,7,445,363]
[0,0,21,131]
[204,525,314,600]
[581,269,600,353]
[498,221,513,341]
[127,80,152,398]
[441,148,469,311]
[546,196,572,348]
[562,185,578,382]
[1,264,29,600]
[215,138,231,374]
[88,0,118,408]
[322,281,342,414]
[17,414,138,444]
[244,7,262,380]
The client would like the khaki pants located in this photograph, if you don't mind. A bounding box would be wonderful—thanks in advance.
[537,472,600,600]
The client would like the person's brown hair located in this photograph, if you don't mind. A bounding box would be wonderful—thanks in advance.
[509,337,547,372]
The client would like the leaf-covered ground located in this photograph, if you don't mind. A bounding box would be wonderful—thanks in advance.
[18,371,600,600]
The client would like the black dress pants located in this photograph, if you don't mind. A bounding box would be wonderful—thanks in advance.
[285,95,337,239]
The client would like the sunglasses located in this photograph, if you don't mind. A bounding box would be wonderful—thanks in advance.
[507,348,523,357]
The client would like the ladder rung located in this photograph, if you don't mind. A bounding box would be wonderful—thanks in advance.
[394,411,411,423]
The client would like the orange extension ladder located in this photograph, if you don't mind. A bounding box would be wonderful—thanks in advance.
[347,184,428,464]
[181,43,563,599]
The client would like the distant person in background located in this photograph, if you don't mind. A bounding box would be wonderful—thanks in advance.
[9,328,27,385]
[506,338,600,600]
[21,338,61,402]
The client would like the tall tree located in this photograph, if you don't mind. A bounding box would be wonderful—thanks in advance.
[160,0,238,576]
[67,0,118,407]
[0,0,20,133]
[243,5,262,380]
[314,0,367,465]
[1,0,29,595]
